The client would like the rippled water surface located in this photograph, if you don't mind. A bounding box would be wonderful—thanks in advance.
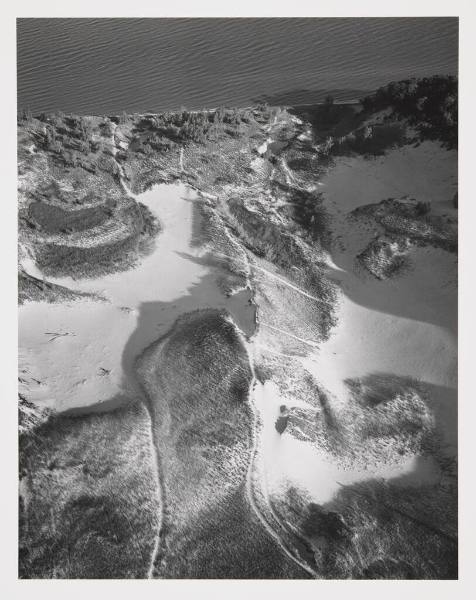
[18,18,457,115]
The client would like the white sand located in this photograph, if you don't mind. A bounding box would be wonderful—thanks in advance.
[19,300,137,411]
[34,183,207,307]
[19,183,243,412]
[253,379,441,505]
[321,141,457,216]
[251,141,457,506]
[314,143,457,439]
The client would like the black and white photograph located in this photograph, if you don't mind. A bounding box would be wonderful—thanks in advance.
[5,3,472,588]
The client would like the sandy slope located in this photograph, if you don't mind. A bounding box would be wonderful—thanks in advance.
[19,183,254,412]
[322,142,457,214]
[316,141,457,447]
[30,183,206,306]
[249,140,457,510]
[19,300,136,411]
[253,377,441,505]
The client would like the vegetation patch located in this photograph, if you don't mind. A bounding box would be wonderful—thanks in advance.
[31,200,160,278]
[281,185,331,246]
[18,270,99,305]
[290,99,361,141]
[357,236,412,280]
[284,475,457,579]
[135,309,305,577]
[28,201,114,234]
[361,76,457,149]
[19,400,160,578]
[330,123,407,156]
[352,197,457,256]
[277,371,456,579]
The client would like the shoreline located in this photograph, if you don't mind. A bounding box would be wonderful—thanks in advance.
[19,97,364,121]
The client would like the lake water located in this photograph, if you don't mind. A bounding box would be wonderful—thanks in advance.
[17,17,458,115]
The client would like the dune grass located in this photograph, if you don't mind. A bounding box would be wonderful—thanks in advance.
[31,201,160,278]
[136,309,306,578]
[28,201,114,234]
[275,370,457,579]
[19,400,160,579]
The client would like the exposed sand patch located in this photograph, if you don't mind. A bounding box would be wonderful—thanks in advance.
[19,300,136,411]
[19,183,255,413]
[303,277,456,401]
[321,141,457,215]
[250,141,457,508]
[253,378,441,506]
[311,143,457,441]
[35,183,207,306]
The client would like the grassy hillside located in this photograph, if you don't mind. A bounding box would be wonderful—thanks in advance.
[136,309,307,578]
[19,400,160,578]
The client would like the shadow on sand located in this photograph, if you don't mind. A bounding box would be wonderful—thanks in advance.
[323,256,457,332]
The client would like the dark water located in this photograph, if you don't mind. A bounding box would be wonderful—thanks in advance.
[17,18,458,115]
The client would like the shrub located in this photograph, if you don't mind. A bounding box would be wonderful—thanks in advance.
[415,200,431,216]
[360,76,458,148]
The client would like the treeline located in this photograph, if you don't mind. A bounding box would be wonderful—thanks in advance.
[127,104,275,151]
[360,76,457,148]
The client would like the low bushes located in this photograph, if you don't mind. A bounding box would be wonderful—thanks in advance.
[361,76,457,149]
